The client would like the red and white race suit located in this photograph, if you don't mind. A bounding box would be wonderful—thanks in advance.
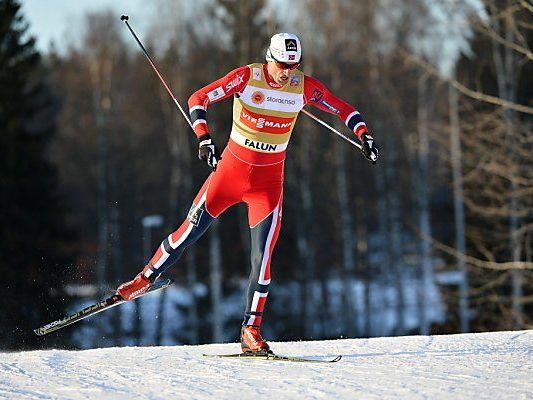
[144,63,369,327]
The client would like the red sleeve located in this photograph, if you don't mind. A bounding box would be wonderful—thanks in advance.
[187,66,251,138]
[303,75,368,139]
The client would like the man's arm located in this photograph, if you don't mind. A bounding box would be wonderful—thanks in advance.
[188,66,251,138]
[187,66,251,170]
[303,75,378,163]
[303,75,368,139]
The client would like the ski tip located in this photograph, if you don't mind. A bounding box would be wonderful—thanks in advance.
[330,355,342,362]
[34,326,54,337]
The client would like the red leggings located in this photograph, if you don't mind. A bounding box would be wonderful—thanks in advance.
[145,144,284,327]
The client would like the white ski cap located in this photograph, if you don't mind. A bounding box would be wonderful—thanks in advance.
[265,33,302,63]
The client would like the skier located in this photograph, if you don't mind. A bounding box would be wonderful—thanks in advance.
[117,33,379,353]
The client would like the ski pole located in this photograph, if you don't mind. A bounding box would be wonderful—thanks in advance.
[120,15,194,131]
[301,109,362,150]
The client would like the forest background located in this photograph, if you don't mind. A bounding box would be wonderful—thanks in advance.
[1,0,531,350]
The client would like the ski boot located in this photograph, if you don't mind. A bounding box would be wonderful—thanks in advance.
[117,264,158,300]
[241,325,271,354]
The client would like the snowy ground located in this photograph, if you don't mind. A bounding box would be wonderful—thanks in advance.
[1,330,531,400]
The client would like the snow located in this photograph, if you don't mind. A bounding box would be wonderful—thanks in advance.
[1,330,531,399]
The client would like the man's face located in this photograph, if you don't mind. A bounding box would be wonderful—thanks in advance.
[267,60,299,86]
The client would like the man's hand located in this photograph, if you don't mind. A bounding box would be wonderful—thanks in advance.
[360,133,379,164]
[198,134,221,171]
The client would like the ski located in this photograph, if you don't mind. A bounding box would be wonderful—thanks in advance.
[203,352,342,363]
[34,278,174,336]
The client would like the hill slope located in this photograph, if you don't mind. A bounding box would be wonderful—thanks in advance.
[1,330,531,399]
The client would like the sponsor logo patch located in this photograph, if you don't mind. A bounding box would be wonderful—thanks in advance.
[244,138,278,152]
[252,68,262,81]
[285,39,297,52]
[251,91,265,104]
[207,86,225,101]
[320,100,340,114]
[266,96,296,105]
[240,108,293,133]
[290,75,301,86]
[225,74,245,92]
[310,88,323,102]
[187,205,204,226]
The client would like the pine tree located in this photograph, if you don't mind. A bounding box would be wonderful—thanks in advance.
[0,0,73,349]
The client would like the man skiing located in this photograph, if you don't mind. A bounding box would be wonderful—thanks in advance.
[117,33,379,353]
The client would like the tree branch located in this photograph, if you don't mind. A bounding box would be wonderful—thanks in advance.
[431,238,533,270]
[399,49,533,115]
[520,0,533,14]
[473,19,533,61]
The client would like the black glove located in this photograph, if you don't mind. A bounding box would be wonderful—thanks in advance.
[360,133,379,164]
[198,134,221,171]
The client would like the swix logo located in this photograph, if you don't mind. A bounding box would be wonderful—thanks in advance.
[266,96,296,105]
[244,138,278,152]
[240,109,293,133]
[129,287,148,299]
[225,74,245,92]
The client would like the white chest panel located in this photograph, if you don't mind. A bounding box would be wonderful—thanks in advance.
[239,85,304,114]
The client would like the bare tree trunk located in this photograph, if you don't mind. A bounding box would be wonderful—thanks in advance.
[368,34,406,335]
[335,136,357,337]
[417,73,433,335]
[374,147,389,335]
[376,123,407,335]
[330,66,357,337]
[297,120,317,339]
[90,58,113,343]
[356,198,370,337]
[377,90,406,336]
[489,2,523,329]
[98,58,123,345]
[109,164,122,344]
[209,220,223,342]
[91,60,109,298]
[385,154,406,335]
[449,80,470,333]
